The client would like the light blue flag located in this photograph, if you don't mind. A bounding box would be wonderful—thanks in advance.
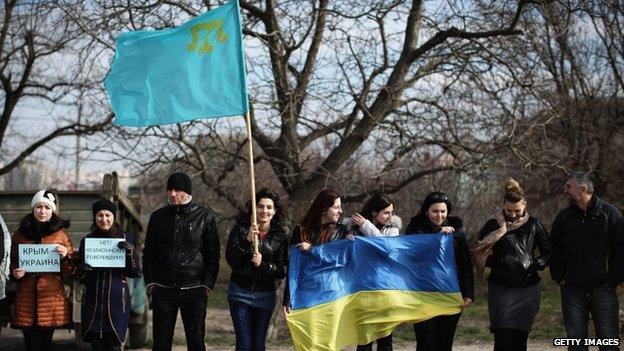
[105,0,248,127]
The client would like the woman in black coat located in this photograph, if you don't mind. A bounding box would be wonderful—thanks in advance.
[472,178,550,351]
[77,199,141,351]
[226,188,289,351]
[405,192,474,351]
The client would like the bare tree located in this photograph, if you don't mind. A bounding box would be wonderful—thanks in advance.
[76,0,544,222]
[0,1,113,178]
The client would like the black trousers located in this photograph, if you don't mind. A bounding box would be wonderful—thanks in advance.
[91,332,122,351]
[22,329,54,351]
[413,313,461,351]
[152,286,207,351]
[493,328,529,351]
[356,333,393,351]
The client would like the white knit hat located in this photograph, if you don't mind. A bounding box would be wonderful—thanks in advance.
[31,190,57,213]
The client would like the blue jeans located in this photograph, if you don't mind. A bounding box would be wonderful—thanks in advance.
[561,283,620,351]
[229,300,273,351]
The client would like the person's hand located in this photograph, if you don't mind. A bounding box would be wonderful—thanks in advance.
[247,224,259,243]
[251,252,262,267]
[283,306,291,315]
[351,213,365,227]
[462,297,473,308]
[146,284,155,294]
[117,241,133,252]
[296,242,312,251]
[56,245,68,258]
[346,234,355,241]
[12,268,25,279]
[440,226,455,234]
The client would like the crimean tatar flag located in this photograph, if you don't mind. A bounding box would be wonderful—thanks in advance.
[105,0,248,127]
[286,234,463,351]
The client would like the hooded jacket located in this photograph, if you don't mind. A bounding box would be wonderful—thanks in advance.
[550,196,624,286]
[10,215,74,328]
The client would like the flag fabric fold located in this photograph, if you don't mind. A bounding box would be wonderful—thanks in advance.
[105,0,248,127]
[286,234,463,351]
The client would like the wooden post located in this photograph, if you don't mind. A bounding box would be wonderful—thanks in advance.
[245,111,259,253]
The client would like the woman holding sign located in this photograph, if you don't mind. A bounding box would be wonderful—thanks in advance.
[405,192,474,351]
[226,188,288,351]
[10,190,73,351]
[76,199,141,351]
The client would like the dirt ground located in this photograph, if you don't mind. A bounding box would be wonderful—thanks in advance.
[0,310,561,351]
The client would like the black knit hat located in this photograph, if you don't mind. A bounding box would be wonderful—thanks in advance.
[92,199,117,218]
[167,172,192,195]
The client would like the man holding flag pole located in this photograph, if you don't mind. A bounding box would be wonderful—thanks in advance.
[104,1,468,350]
[105,0,259,350]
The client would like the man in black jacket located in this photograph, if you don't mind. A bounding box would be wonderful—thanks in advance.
[551,171,624,351]
[143,172,220,351]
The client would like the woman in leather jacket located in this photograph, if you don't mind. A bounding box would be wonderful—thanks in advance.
[226,188,288,351]
[473,178,551,351]
[405,192,474,351]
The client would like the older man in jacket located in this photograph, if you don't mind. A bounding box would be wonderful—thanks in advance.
[550,171,624,351]
[143,172,220,351]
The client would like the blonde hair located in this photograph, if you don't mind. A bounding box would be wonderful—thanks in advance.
[504,177,526,203]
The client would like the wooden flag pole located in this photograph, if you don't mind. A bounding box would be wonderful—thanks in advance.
[245,111,259,253]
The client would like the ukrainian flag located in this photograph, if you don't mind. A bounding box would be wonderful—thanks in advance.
[286,234,463,351]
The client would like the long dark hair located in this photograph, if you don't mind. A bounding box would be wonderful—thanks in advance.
[417,191,453,217]
[300,189,341,244]
[360,193,393,223]
[407,191,453,232]
[236,188,285,225]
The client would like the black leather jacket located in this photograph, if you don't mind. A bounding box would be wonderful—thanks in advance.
[550,196,624,286]
[405,215,475,300]
[479,216,551,288]
[226,221,288,292]
[143,201,220,289]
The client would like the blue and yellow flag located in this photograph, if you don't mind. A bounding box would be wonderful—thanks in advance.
[286,234,463,351]
[105,0,248,127]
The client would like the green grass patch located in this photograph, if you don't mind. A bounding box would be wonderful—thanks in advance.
[200,272,618,347]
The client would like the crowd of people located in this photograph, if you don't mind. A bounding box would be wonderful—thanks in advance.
[0,170,622,351]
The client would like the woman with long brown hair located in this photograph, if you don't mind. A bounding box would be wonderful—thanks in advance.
[472,178,551,351]
[283,189,350,312]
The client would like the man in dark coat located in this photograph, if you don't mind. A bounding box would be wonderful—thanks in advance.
[143,172,220,351]
[550,171,624,351]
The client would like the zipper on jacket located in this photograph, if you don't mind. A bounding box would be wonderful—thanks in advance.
[99,270,104,338]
